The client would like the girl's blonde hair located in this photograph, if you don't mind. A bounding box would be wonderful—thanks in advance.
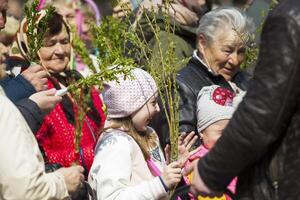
[103,117,157,160]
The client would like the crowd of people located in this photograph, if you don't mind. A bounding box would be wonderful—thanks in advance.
[1,0,300,200]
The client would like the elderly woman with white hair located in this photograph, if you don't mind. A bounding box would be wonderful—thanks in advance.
[176,7,254,139]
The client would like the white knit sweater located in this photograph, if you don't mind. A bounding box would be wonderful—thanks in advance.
[88,128,168,200]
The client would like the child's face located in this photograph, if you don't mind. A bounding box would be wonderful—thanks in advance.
[201,119,229,149]
[131,94,160,132]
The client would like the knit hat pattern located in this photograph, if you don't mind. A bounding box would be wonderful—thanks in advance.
[103,68,157,119]
[196,85,244,132]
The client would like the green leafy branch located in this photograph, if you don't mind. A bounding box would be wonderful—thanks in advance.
[114,0,186,163]
[68,65,134,92]
[72,32,97,73]
[70,16,136,153]
[24,0,55,63]
[233,26,258,69]
[133,1,187,162]
[70,16,136,92]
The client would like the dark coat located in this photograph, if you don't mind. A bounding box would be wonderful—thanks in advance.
[0,74,36,102]
[198,1,300,199]
[0,74,43,132]
[16,98,44,133]
[152,55,250,149]
[176,56,249,134]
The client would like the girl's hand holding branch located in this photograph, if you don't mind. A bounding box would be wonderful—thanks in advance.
[160,161,182,190]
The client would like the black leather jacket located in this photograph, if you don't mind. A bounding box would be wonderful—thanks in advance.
[177,56,250,135]
[198,1,300,199]
[151,55,250,149]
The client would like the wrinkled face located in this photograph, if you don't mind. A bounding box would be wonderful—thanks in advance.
[0,0,8,30]
[38,25,71,73]
[201,119,229,149]
[184,0,207,16]
[131,94,160,132]
[198,29,246,81]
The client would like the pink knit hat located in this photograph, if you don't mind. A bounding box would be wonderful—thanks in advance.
[103,68,158,119]
[196,85,245,132]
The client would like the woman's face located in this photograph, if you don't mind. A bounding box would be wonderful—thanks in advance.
[131,94,160,132]
[201,119,229,149]
[39,25,71,73]
[54,3,76,27]
[198,29,246,81]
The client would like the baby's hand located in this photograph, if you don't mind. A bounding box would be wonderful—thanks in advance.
[178,132,199,167]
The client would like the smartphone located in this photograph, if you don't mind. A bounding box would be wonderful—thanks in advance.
[55,88,68,97]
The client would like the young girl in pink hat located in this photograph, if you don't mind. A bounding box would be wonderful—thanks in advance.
[89,68,197,200]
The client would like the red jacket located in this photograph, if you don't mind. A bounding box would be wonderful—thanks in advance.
[36,80,106,173]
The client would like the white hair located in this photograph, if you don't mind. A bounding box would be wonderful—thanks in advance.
[197,7,255,44]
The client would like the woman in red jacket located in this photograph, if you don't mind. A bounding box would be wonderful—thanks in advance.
[15,11,106,176]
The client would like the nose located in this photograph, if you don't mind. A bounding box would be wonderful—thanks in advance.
[54,44,64,55]
[228,52,239,67]
[155,103,160,113]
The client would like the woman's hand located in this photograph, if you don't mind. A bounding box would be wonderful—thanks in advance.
[21,64,48,91]
[29,89,62,113]
[160,161,182,189]
[57,165,85,195]
[177,132,199,168]
[184,160,221,198]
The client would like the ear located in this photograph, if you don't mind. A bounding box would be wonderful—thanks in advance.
[197,34,207,55]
